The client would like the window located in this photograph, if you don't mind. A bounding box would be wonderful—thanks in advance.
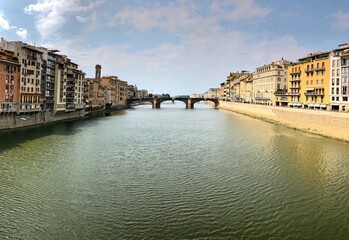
[306,80,309,85]
[316,80,319,84]
[311,80,313,84]
[337,69,340,76]
[321,79,324,84]
[332,60,335,68]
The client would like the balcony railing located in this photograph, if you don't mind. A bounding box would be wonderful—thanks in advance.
[305,68,314,73]
[290,86,300,89]
[304,92,324,96]
[290,71,301,75]
[315,67,325,72]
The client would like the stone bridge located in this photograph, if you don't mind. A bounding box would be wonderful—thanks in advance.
[126,97,219,109]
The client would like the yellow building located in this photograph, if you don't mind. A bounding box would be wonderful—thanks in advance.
[288,52,330,109]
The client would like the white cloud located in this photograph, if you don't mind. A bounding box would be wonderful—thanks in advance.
[0,11,28,39]
[24,0,105,39]
[0,11,11,30]
[330,12,349,30]
[16,28,29,39]
[76,16,89,23]
[210,0,272,22]
[41,28,305,94]
[113,2,204,33]
[113,0,271,35]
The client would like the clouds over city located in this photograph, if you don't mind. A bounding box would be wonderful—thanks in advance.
[1,0,348,94]
[0,11,28,39]
[330,12,349,30]
[24,0,104,39]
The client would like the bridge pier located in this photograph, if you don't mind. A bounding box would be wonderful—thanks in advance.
[187,99,193,109]
[153,99,161,109]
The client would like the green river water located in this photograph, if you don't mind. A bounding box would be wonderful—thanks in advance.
[1,102,349,239]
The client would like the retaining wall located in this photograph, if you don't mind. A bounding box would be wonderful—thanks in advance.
[219,101,349,141]
[0,110,85,131]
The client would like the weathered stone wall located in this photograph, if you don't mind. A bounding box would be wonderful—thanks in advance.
[219,101,349,141]
[0,110,85,131]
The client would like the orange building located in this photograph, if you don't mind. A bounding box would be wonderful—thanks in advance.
[0,48,20,113]
[287,52,330,109]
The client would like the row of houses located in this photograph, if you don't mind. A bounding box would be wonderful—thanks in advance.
[204,43,349,112]
[0,38,148,115]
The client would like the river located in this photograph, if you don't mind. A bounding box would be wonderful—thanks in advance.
[1,102,349,239]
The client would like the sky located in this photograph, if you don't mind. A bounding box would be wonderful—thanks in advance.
[0,0,349,95]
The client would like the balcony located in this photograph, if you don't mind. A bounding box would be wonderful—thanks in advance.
[275,90,288,96]
[315,67,325,72]
[289,92,300,96]
[290,79,301,82]
[304,91,324,96]
[290,86,300,89]
[305,68,314,73]
[290,70,301,76]
[255,97,271,100]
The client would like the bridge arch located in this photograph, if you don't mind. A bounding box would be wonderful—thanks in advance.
[127,98,155,108]
[127,97,219,109]
[190,98,219,109]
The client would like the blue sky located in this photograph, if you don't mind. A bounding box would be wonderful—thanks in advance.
[1,0,349,95]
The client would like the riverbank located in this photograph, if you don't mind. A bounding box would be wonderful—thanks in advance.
[0,110,86,132]
[0,107,125,132]
[219,101,349,142]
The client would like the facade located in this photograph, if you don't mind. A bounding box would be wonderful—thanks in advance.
[0,48,20,113]
[3,41,44,113]
[244,76,253,103]
[137,89,148,98]
[87,65,128,109]
[230,71,251,102]
[41,49,60,111]
[253,60,289,105]
[330,43,349,111]
[53,55,86,113]
[115,79,128,106]
[238,75,253,103]
[128,85,137,99]
[204,88,219,98]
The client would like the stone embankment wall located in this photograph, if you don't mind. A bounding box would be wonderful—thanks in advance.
[0,110,85,131]
[219,101,349,142]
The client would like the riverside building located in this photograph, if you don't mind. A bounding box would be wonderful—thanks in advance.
[253,60,289,106]
[1,40,44,113]
[53,55,86,113]
[330,43,349,111]
[0,48,20,113]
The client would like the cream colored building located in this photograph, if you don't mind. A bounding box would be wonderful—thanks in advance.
[204,88,219,98]
[54,55,85,113]
[253,60,289,105]
[330,43,349,111]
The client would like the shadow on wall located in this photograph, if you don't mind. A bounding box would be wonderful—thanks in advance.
[0,118,94,153]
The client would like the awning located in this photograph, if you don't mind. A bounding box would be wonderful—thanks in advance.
[306,88,314,91]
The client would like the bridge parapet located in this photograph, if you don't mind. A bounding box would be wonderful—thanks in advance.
[126,97,219,109]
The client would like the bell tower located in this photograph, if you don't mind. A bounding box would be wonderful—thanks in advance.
[95,64,101,79]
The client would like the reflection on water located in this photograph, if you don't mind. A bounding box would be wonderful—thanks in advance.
[1,103,349,239]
